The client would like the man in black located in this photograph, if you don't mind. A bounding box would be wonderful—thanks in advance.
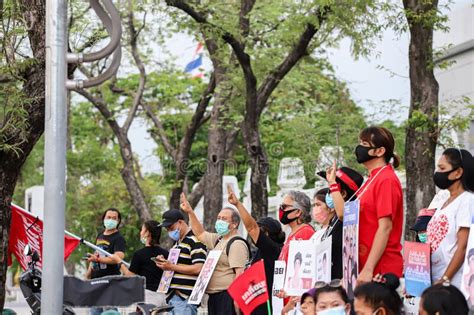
[85,208,126,315]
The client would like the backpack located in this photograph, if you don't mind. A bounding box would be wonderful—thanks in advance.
[215,236,252,270]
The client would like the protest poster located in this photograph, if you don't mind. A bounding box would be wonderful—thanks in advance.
[403,241,431,297]
[316,235,332,283]
[157,248,181,293]
[284,240,316,296]
[343,200,359,299]
[228,260,269,315]
[188,250,222,305]
[272,260,286,315]
[460,215,474,311]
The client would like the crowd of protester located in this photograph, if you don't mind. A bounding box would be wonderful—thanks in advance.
[83,126,474,315]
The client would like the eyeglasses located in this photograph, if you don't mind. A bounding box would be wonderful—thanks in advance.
[314,279,343,289]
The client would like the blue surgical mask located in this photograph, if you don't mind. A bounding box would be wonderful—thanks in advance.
[140,236,148,245]
[325,193,335,209]
[168,229,180,241]
[215,220,230,236]
[104,219,118,230]
[317,306,346,315]
[418,232,428,243]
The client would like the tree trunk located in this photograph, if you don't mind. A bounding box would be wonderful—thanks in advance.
[116,133,152,223]
[403,0,439,240]
[203,81,228,230]
[0,1,46,309]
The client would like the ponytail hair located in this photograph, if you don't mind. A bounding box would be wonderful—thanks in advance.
[353,273,402,315]
[359,126,400,168]
[143,220,162,246]
[442,148,474,192]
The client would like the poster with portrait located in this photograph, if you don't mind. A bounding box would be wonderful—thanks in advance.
[284,240,316,296]
[272,260,286,315]
[315,236,332,283]
[157,248,181,293]
[188,250,222,305]
[460,215,474,311]
[404,241,431,297]
[343,200,359,299]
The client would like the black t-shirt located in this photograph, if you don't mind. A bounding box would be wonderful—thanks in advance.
[129,246,169,291]
[91,230,126,279]
[328,218,343,280]
[251,232,283,315]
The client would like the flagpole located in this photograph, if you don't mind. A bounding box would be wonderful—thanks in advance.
[266,301,271,315]
[64,230,130,268]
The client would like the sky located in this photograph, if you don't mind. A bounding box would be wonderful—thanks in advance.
[128,0,471,175]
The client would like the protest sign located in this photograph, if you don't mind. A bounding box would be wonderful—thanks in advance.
[272,260,286,315]
[284,240,316,296]
[316,235,332,283]
[188,250,222,305]
[343,200,359,299]
[157,248,181,293]
[228,260,269,315]
[461,215,474,311]
[404,241,431,297]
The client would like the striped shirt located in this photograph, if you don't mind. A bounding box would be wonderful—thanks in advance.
[168,230,207,299]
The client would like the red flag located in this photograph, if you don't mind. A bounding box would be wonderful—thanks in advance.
[8,204,80,270]
[227,260,269,315]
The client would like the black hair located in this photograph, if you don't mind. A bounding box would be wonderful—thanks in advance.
[421,283,468,315]
[294,252,302,264]
[101,208,122,229]
[143,220,162,246]
[314,286,349,305]
[314,188,329,204]
[442,148,474,192]
[259,224,285,245]
[359,126,400,168]
[353,273,402,315]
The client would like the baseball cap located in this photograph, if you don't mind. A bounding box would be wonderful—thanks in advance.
[159,209,185,228]
[410,208,436,232]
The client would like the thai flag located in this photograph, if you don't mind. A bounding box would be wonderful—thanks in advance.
[184,43,204,78]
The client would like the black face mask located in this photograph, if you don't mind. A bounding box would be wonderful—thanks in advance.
[354,145,378,164]
[433,168,460,190]
[279,208,299,225]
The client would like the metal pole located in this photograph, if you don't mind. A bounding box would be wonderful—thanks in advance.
[42,0,67,314]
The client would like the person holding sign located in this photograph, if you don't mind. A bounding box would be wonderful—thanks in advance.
[180,193,250,315]
[352,126,404,285]
[227,184,285,314]
[157,209,207,315]
[426,148,474,288]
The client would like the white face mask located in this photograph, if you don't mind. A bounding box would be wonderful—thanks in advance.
[317,306,346,315]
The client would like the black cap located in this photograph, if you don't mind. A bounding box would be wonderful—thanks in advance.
[257,217,282,235]
[159,209,185,228]
[410,216,432,232]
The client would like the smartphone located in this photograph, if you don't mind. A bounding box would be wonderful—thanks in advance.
[150,257,157,262]
[81,256,89,261]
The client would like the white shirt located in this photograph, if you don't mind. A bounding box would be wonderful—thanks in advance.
[427,191,474,288]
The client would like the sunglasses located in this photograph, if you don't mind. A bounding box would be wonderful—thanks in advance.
[279,204,298,212]
[314,279,343,289]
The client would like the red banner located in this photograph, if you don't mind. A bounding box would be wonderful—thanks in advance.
[227,260,269,315]
[8,204,80,270]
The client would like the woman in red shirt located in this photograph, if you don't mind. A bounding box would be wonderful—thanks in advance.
[354,126,404,285]
[278,190,315,263]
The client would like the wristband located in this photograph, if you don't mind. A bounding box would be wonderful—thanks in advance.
[329,183,340,193]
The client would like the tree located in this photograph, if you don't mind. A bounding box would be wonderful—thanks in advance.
[402,0,440,236]
[0,0,46,310]
[166,0,383,221]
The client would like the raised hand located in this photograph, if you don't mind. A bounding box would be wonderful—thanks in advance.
[227,184,239,206]
[326,160,337,184]
[180,192,193,213]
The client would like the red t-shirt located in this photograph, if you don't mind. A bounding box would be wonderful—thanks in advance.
[278,224,315,263]
[357,164,403,277]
